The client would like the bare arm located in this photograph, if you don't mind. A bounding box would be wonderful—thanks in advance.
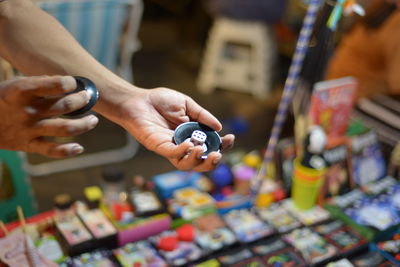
[0,0,234,170]
[0,0,135,122]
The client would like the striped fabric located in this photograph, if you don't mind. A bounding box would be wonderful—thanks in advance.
[353,95,400,147]
[37,0,132,72]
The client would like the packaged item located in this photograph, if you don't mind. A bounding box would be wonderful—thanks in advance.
[313,220,367,254]
[217,248,254,266]
[255,203,301,233]
[64,250,118,267]
[349,251,387,267]
[348,129,386,186]
[35,234,65,263]
[168,187,215,220]
[319,142,351,204]
[193,213,236,252]
[149,230,202,266]
[53,194,93,256]
[344,196,400,231]
[251,238,306,267]
[284,228,337,264]
[113,240,167,267]
[130,190,164,217]
[223,209,274,243]
[101,168,134,224]
[308,76,357,139]
[283,199,330,225]
[78,208,117,249]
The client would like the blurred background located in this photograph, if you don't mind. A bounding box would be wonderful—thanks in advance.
[26,0,302,211]
[3,0,397,215]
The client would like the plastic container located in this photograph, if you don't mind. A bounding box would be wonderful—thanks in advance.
[291,158,325,210]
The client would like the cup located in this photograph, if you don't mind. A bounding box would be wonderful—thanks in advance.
[291,158,325,210]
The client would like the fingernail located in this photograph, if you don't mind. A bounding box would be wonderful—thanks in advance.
[88,116,99,127]
[213,154,221,164]
[69,144,84,155]
[61,76,76,92]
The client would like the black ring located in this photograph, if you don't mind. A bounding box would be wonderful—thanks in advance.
[65,76,99,117]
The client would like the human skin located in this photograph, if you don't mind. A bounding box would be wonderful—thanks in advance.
[0,0,234,171]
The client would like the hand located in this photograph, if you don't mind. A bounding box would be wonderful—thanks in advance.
[118,87,235,172]
[0,76,98,157]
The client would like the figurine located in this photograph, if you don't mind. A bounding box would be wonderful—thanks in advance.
[301,126,327,169]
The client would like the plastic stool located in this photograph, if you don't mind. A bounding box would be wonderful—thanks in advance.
[197,17,276,99]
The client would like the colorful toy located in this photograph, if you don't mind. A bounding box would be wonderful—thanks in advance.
[150,230,203,266]
[153,171,207,199]
[193,213,236,252]
[255,202,301,234]
[168,187,215,220]
[233,165,256,196]
[223,209,274,243]
[284,228,337,265]
[113,241,167,267]
[251,237,306,267]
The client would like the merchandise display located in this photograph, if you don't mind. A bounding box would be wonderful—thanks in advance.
[3,1,400,267]
[2,116,400,266]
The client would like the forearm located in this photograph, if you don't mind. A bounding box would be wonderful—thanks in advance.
[0,0,140,122]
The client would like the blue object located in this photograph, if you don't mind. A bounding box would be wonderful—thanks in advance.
[216,197,253,215]
[223,117,249,136]
[210,163,233,189]
[152,171,204,199]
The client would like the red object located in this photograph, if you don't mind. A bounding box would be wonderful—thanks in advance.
[1,210,55,238]
[395,254,400,261]
[308,77,357,140]
[221,186,234,196]
[133,263,143,267]
[112,202,132,221]
[272,188,286,201]
[158,236,178,251]
[393,233,400,240]
[176,224,195,242]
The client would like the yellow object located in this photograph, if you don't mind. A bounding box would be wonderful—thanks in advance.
[174,188,198,202]
[291,158,325,210]
[189,193,214,208]
[194,259,220,267]
[243,153,262,168]
[255,193,274,208]
[84,186,103,202]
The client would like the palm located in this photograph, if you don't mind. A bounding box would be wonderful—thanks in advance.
[118,87,234,171]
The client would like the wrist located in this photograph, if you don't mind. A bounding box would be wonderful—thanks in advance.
[92,76,143,123]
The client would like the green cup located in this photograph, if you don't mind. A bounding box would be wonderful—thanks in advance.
[291,158,325,210]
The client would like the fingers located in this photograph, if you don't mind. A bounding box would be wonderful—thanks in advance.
[25,76,77,96]
[185,97,222,131]
[6,76,77,101]
[34,115,99,137]
[221,134,235,152]
[168,134,234,171]
[173,150,222,172]
[37,90,90,117]
[27,139,84,158]
[156,141,193,158]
